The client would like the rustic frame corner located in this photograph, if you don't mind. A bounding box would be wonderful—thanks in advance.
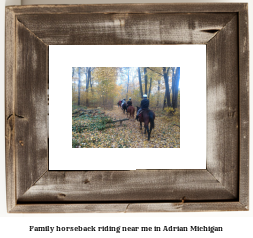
[5,3,249,213]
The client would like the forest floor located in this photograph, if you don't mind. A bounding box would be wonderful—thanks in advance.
[72,105,180,148]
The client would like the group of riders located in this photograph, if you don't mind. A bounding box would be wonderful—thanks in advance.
[119,94,149,120]
[118,94,155,140]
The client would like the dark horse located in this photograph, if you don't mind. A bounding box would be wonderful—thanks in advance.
[136,106,155,140]
[122,103,127,114]
[117,100,122,108]
[127,105,135,119]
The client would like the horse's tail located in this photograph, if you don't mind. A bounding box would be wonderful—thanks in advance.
[149,111,155,129]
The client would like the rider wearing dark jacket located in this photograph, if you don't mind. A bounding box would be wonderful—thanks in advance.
[136,94,149,119]
[127,98,132,107]
[140,98,149,109]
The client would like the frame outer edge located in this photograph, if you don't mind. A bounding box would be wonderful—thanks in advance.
[5,7,17,212]
[10,202,247,213]
[238,4,249,208]
[5,3,249,213]
[6,3,248,14]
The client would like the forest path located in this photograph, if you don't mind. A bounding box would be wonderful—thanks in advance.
[72,105,180,148]
[102,105,180,148]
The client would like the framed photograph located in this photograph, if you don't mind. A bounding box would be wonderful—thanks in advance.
[5,3,249,213]
[49,45,206,170]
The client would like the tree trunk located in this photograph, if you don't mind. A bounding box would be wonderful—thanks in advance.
[172,67,180,109]
[138,67,143,98]
[148,77,152,98]
[72,67,74,91]
[144,67,148,95]
[78,67,81,106]
[157,80,160,107]
[86,68,91,107]
[126,67,130,99]
[86,70,89,89]
[163,67,170,107]
[163,90,166,110]
[171,67,175,108]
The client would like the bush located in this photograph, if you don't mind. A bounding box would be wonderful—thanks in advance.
[72,139,79,148]
[164,107,175,115]
[164,107,180,117]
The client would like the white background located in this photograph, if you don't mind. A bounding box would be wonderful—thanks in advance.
[1,0,252,237]
[49,45,206,170]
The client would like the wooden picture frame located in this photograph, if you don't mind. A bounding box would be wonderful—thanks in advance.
[5,3,249,213]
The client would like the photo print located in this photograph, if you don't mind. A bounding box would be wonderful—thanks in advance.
[72,67,180,148]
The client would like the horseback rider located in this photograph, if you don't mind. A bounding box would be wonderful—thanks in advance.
[127,97,132,108]
[121,98,126,107]
[136,94,149,120]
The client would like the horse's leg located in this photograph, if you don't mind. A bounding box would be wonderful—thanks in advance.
[149,121,152,137]
[147,123,151,140]
[140,122,142,130]
[144,122,147,134]
[144,124,149,136]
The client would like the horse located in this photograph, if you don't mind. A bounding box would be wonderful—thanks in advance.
[122,103,127,114]
[117,100,122,108]
[127,105,135,119]
[136,106,155,140]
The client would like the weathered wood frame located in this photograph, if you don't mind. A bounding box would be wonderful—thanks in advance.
[5,4,249,213]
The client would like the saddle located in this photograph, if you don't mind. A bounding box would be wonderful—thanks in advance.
[140,108,149,114]
[136,108,149,121]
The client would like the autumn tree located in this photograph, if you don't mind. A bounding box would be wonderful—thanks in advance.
[93,67,118,109]
[78,67,81,106]
[148,77,152,98]
[72,67,179,111]
[146,67,164,107]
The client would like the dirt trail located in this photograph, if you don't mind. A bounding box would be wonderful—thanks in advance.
[102,105,180,148]
[73,105,180,148]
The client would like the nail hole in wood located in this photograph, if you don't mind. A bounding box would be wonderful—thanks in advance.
[84,179,90,184]
[57,193,66,199]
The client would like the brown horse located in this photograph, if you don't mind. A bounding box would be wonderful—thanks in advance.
[127,106,135,119]
[136,106,155,140]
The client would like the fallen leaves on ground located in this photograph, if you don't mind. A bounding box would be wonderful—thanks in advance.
[72,106,180,148]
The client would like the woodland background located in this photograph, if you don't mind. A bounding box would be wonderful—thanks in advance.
[72,67,180,148]
[72,67,180,111]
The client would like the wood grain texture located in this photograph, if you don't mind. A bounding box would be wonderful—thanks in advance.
[5,7,16,212]
[5,3,249,213]
[10,202,247,213]
[16,13,236,45]
[238,4,249,208]
[15,20,48,200]
[18,170,236,202]
[7,3,246,15]
[206,16,239,198]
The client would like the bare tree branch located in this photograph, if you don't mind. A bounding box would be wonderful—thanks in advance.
[146,67,164,76]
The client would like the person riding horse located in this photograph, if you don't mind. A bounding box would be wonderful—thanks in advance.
[126,98,132,108]
[121,98,126,107]
[136,94,149,120]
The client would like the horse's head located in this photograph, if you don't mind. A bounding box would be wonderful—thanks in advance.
[136,106,140,111]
